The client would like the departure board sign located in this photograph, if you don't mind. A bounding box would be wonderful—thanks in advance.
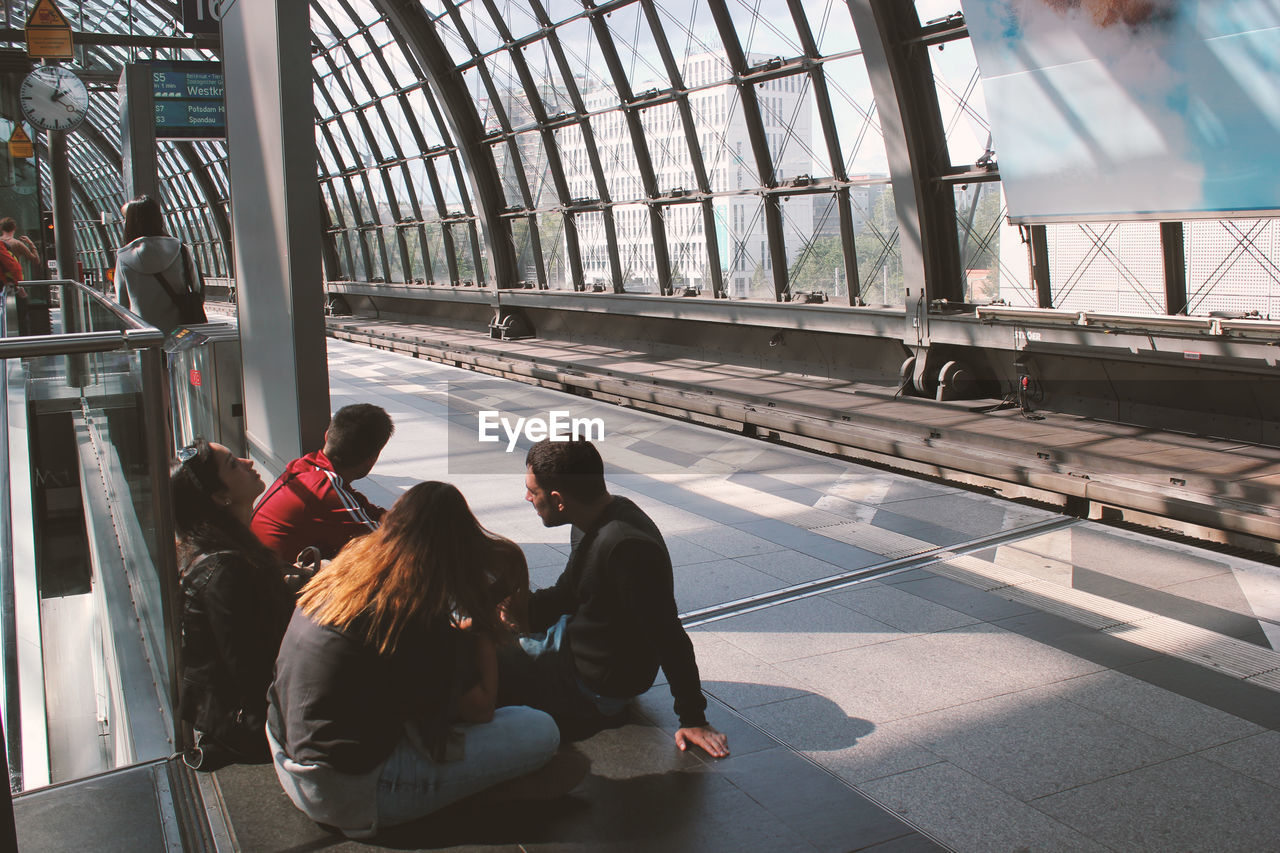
[152,61,225,139]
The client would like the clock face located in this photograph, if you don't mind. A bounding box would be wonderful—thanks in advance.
[20,65,89,133]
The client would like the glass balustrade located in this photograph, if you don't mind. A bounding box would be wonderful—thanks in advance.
[1,281,175,793]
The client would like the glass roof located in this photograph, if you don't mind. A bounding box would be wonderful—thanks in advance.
[8,0,1277,316]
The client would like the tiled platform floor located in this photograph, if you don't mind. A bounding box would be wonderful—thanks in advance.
[23,334,1277,851]
[275,337,1280,852]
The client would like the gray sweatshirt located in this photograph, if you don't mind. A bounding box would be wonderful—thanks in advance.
[113,235,196,333]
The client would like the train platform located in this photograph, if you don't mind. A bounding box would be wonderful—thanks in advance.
[15,334,1280,852]
[212,336,1280,852]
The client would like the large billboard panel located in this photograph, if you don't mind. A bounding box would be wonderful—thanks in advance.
[963,1,1280,222]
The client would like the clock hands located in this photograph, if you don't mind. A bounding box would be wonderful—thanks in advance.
[52,89,80,113]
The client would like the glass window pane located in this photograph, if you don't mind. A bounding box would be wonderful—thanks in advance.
[410,159,442,216]
[804,193,849,301]
[1185,220,1280,318]
[492,140,528,208]
[362,104,396,161]
[577,211,611,289]
[780,194,834,299]
[451,223,479,285]
[520,38,575,118]
[538,212,571,290]
[1046,222,1165,314]
[380,226,404,282]
[435,155,468,214]
[762,73,823,182]
[555,122,596,200]
[431,10,472,63]
[498,0,542,35]
[480,52,529,130]
[601,3,669,93]
[824,55,888,177]
[614,203,655,294]
[589,110,643,203]
[402,226,426,282]
[665,203,710,295]
[852,181,903,306]
[554,17,616,103]
[643,102,695,195]
[424,222,451,282]
[692,85,750,193]
[543,0,586,26]
[459,1,506,55]
[726,0,804,59]
[511,216,536,287]
[652,0,727,71]
[515,131,557,209]
[915,1,962,22]
[961,184,1034,308]
[720,196,769,299]
[406,86,446,149]
[927,38,991,169]
[953,183,1016,304]
[811,0,862,58]
[387,165,413,220]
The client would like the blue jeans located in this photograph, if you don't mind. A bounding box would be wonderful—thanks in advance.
[271,706,559,839]
[497,616,631,724]
[372,705,559,833]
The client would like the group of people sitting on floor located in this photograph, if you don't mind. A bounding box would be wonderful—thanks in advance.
[170,403,729,838]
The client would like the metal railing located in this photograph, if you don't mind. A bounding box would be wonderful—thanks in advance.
[1,281,178,796]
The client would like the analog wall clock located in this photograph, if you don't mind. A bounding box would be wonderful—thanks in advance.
[20,65,89,133]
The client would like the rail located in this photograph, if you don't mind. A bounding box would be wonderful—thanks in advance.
[0,281,178,798]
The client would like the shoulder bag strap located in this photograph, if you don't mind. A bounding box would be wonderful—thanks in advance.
[152,266,186,310]
[180,244,203,297]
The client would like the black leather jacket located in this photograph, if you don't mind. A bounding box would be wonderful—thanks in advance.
[179,548,293,755]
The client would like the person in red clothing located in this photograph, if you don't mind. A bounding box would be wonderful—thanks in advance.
[251,404,395,563]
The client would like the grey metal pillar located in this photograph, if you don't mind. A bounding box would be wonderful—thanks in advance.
[1029,224,1052,309]
[849,1,963,391]
[48,131,77,280]
[221,0,330,471]
[377,0,519,289]
[140,347,181,744]
[119,64,159,204]
[1161,222,1188,315]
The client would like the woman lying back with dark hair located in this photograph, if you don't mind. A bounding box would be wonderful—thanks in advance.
[172,438,293,769]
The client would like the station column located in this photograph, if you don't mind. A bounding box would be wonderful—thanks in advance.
[219,0,330,471]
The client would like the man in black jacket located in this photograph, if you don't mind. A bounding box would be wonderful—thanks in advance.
[497,438,729,757]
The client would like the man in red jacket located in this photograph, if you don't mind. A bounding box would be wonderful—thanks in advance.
[251,404,395,563]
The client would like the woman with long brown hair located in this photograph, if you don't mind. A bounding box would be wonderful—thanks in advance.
[113,194,205,332]
[267,481,560,839]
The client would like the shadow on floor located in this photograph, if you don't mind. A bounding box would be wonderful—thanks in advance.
[215,688,935,852]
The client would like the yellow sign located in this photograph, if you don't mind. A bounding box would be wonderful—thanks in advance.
[25,0,74,60]
[8,126,35,159]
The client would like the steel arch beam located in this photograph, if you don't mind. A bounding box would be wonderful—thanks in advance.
[375,0,518,288]
[706,0,789,302]
[579,1,674,295]
[847,0,963,322]
[787,0,863,305]
[174,142,233,274]
[639,0,726,298]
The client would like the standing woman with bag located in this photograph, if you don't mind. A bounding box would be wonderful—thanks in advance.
[172,438,294,770]
[113,194,206,333]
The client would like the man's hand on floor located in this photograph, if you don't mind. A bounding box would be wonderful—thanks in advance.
[675,725,730,757]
